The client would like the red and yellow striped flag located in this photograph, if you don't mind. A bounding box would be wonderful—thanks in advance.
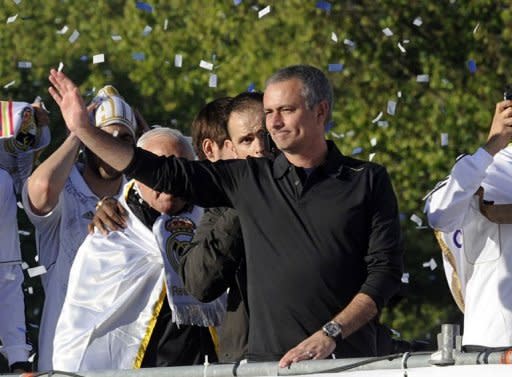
[0,101,14,137]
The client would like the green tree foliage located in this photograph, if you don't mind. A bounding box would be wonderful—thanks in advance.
[0,0,509,350]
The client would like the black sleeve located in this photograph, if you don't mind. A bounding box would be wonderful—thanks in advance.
[178,207,244,302]
[360,166,404,310]
[124,147,244,208]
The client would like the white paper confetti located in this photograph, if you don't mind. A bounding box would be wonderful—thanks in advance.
[17,61,32,69]
[331,32,338,42]
[164,18,169,30]
[28,287,33,295]
[401,272,410,284]
[331,131,343,139]
[473,23,480,34]
[344,39,356,48]
[422,258,438,271]
[6,14,18,24]
[16,201,23,209]
[413,17,423,26]
[58,62,64,72]
[209,74,218,88]
[27,265,47,278]
[369,153,376,161]
[417,74,430,83]
[441,133,449,146]
[370,137,377,147]
[371,111,383,123]
[258,5,271,18]
[56,25,69,35]
[143,25,152,36]
[377,120,388,128]
[397,91,402,98]
[68,30,80,43]
[387,100,397,115]
[18,230,30,236]
[93,54,105,64]
[3,80,15,89]
[410,213,425,228]
[199,60,214,70]
[13,0,22,4]
[21,262,29,270]
[382,27,393,37]
[397,42,406,53]
[111,35,122,41]
[174,54,183,67]
[34,255,38,263]
[346,130,355,138]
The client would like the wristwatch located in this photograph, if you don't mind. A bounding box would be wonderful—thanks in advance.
[322,320,344,340]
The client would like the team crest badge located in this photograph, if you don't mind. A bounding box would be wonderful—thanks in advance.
[165,216,196,272]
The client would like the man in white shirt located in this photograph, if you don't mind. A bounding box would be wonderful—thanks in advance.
[425,99,512,350]
[53,128,220,371]
[0,169,31,373]
[22,86,138,371]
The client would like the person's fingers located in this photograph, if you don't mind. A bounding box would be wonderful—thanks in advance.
[115,201,128,226]
[48,71,64,94]
[48,87,62,105]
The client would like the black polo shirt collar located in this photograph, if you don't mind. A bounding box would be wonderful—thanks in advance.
[272,140,345,179]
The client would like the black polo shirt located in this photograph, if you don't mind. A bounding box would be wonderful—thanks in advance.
[125,140,403,361]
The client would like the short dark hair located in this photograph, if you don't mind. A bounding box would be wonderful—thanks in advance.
[191,97,232,160]
[228,91,263,116]
[265,65,333,124]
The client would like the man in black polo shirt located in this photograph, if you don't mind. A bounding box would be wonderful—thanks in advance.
[48,65,403,367]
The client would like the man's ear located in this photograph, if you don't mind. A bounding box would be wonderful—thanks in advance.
[202,138,216,160]
[316,100,329,125]
[223,139,238,159]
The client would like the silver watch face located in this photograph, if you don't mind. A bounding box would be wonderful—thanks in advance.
[323,321,342,338]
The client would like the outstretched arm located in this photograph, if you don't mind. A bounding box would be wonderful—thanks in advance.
[48,69,134,172]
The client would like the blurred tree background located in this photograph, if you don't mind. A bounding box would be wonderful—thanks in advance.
[1,0,509,359]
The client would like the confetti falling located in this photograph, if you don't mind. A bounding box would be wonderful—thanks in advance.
[316,1,332,11]
[4,80,15,89]
[441,133,449,146]
[174,54,183,67]
[143,25,152,36]
[372,111,383,123]
[328,63,343,72]
[209,74,218,88]
[331,32,338,43]
[68,29,80,43]
[58,62,64,72]
[382,27,393,37]
[199,60,214,70]
[467,59,477,74]
[164,18,169,30]
[416,74,430,83]
[132,52,145,61]
[56,25,69,35]
[18,61,32,69]
[93,54,105,64]
[27,265,47,278]
[111,35,122,41]
[6,14,18,24]
[413,17,423,27]
[136,1,153,12]
[387,100,397,115]
[422,258,438,271]
[258,5,271,18]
